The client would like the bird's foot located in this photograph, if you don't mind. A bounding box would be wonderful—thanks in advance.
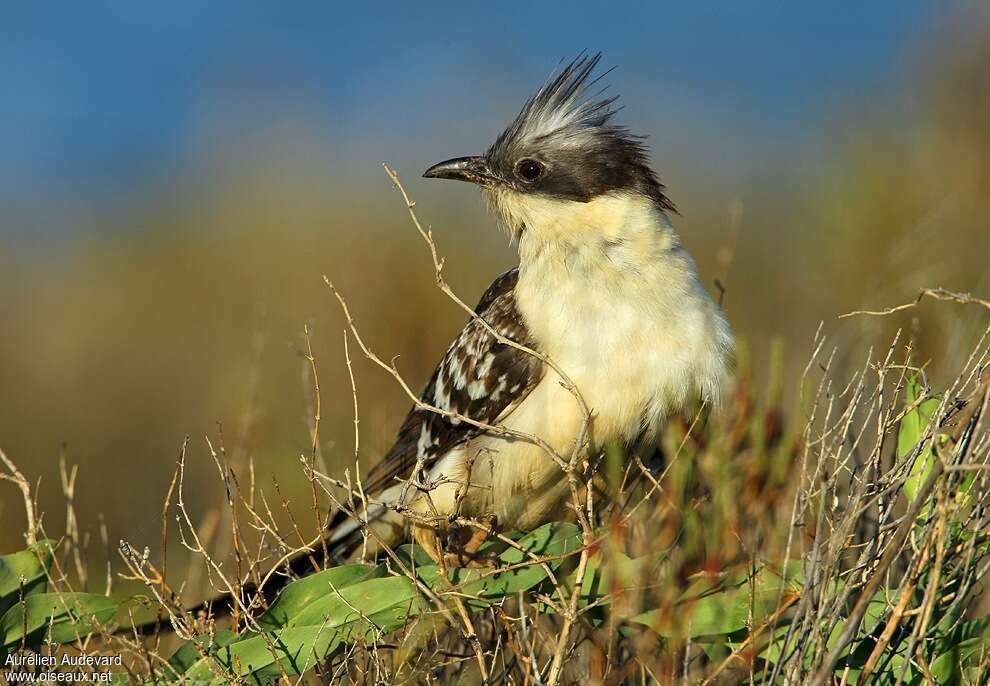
[443,515,499,568]
[443,548,499,569]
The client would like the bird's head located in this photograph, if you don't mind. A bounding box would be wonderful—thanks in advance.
[423,53,675,237]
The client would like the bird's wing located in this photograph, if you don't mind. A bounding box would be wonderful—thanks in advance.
[361,268,544,497]
[147,270,543,627]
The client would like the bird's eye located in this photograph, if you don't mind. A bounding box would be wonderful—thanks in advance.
[515,159,545,182]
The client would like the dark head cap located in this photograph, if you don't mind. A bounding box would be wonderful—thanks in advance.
[424,53,674,212]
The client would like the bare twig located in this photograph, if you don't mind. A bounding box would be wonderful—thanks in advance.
[0,448,38,545]
[840,287,990,319]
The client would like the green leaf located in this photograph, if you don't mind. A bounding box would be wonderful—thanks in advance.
[749,623,795,666]
[176,525,578,681]
[0,592,117,651]
[255,564,386,631]
[930,616,990,684]
[168,567,389,680]
[192,623,361,684]
[898,376,940,503]
[416,522,581,606]
[630,565,800,639]
[166,628,238,677]
[550,552,655,628]
[392,612,448,669]
[573,550,651,605]
[0,540,55,618]
[182,579,424,683]
[394,543,437,569]
[288,575,421,628]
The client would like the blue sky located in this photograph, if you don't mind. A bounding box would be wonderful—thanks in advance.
[1,2,949,236]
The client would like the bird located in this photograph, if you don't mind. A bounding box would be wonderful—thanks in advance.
[322,52,734,565]
[138,53,734,629]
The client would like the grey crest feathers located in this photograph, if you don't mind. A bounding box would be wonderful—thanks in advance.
[486,53,675,211]
[488,53,618,164]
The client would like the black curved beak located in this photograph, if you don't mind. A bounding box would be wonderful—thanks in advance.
[422,156,497,186]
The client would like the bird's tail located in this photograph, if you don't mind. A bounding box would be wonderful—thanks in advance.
[121,502,404,637]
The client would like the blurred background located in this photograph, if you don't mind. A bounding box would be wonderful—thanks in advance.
[2,3,990,568]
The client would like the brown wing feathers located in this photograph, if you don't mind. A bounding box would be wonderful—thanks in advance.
[361,268,543,498]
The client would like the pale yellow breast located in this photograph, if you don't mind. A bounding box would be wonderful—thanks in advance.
[417,190,732,530]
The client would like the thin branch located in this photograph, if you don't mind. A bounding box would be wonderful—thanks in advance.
[840,287,990,319]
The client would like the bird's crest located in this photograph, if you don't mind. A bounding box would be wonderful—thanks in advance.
[489,53,628,159]
[484,53,674,213]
